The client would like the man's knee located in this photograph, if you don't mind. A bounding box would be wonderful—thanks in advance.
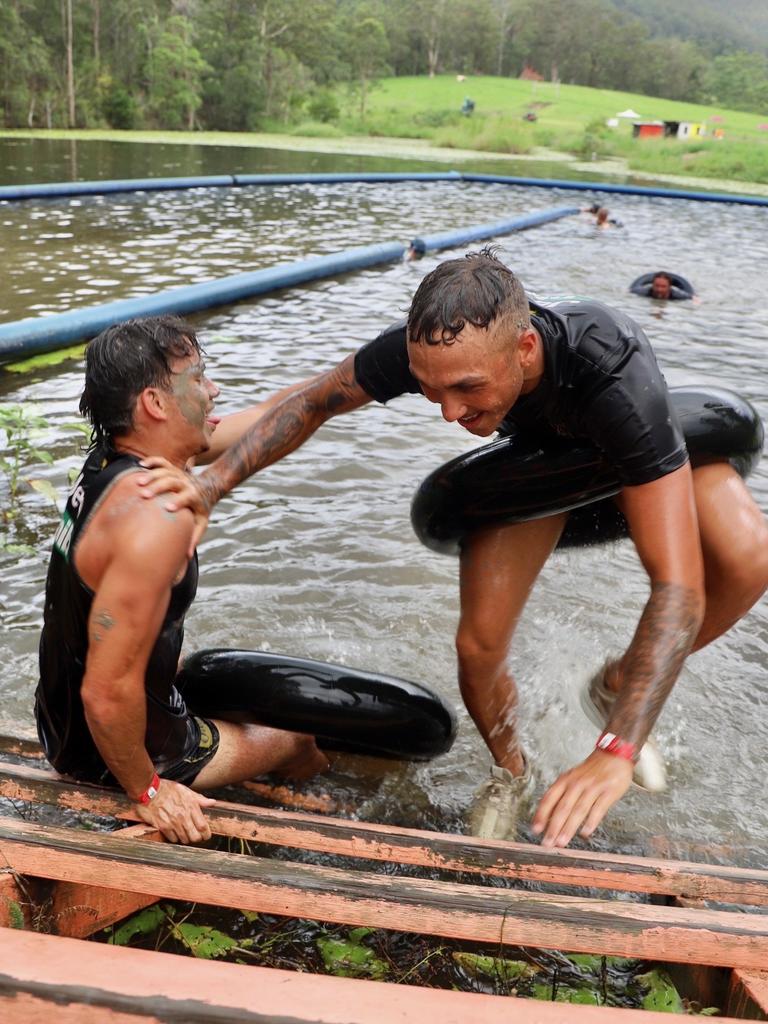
[456,622,511,673]
[704,502,768,601]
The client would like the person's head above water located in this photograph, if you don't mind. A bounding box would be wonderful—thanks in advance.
[405,248,543,437]
[650,272,672,300]
[79,315,216,460]
[596,207,609,226]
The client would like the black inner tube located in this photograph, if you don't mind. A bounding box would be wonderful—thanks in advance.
[176,648,457,761]
[629,271,695,300]
[411,385,764,555]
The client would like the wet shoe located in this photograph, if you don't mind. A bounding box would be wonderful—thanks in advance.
[466,761,533,840]
[581,664,667,792]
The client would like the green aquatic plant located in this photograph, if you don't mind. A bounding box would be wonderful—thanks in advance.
[0,403,55,513]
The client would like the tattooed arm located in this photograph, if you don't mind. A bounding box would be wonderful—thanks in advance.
[532,463,705,847]
[138,355,373,525]
[197,354,372,510]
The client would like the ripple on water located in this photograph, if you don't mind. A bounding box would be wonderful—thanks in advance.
[1,179,766,860]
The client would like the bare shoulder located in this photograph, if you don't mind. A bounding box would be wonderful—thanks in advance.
[78,471,194,584]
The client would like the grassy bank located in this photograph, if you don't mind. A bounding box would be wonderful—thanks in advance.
[326,75,768,185]
[4,73,768,189]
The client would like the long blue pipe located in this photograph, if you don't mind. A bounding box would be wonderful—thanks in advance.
[461,173,768,207]
[412,205,580,252]
[1,168,767,206]
[0,175,236,200]
[0,205,578,362]
[0,242,405,361]
[0,171,461,202]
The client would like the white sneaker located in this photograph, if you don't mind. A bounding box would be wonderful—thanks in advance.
[581,664,667,792]
[466,761,534,840]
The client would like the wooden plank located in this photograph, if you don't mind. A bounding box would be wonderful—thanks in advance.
[50,823,161,938]
[728,970,768,1020]
[0,734,43,759]
[2,816,768,970]
[3,759,768,906]
[0,926,747,1024]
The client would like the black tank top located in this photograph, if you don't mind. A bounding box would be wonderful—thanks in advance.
[35,447,198,781]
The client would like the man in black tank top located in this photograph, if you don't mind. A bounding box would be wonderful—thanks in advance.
[36,316,327,844]
[138,253,768,849]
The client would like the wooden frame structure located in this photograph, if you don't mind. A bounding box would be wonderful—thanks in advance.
[0,740,766,1021]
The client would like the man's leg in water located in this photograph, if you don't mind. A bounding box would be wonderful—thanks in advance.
[457,513,568,776]
[604,463,768,692]
[192,720,328,790]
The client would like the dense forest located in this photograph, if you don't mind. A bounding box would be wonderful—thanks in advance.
[2,0,768,132]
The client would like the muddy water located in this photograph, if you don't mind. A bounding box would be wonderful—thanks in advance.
[1,161,766,863]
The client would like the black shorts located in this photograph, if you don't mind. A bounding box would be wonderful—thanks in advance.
[155,715,221,786]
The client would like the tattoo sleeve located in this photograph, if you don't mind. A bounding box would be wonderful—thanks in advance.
[196,355,368,511]
[607,581,701,747]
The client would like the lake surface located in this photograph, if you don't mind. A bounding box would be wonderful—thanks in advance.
[1,139,767,863]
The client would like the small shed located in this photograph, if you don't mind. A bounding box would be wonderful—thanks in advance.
[677,121,705,139]
[632,121,664,138]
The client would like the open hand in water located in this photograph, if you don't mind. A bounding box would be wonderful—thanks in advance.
[532,749,633,847]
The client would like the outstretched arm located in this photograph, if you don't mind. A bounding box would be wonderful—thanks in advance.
[533,463,705,847]
[138,354,372,530]
[196,353,371,510]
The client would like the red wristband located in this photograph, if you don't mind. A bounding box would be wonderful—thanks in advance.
[596,731,637,762]
[137,772,160,805]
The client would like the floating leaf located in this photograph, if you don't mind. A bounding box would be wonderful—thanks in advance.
[173,922,245,959]
[635,969,685,1013]
[533,982,601,1005]
[317,928,388,980]
[108,903,166,945]
[4,343,87,373]
[452,951,539,983]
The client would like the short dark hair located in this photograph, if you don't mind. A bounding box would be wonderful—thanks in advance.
[407,247,529,346]
[653,272,671,283]
[80,315,201,449]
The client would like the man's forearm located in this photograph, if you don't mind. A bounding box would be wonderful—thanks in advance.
[608,581,703,747]
[83,683,155,799]
[196,356,366,510]
[197,390,323,509]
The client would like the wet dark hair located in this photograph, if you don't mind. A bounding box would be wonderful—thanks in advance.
[407,247,529,346]
[652,272,671,283]
[79,315,202,449]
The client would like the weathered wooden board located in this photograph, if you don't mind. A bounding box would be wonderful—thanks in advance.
[2,759,768,906]
[0,926,748,1024]
[728,970,768,1020]
[2,815,768,971]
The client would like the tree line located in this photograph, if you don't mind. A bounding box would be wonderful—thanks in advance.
[2,0,767,133]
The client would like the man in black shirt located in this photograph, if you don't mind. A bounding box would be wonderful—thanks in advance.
[139,252,768,848]
[37,317,327,844]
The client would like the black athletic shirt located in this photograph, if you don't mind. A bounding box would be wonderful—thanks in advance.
[353,299,688,486]
[35,447,199,782]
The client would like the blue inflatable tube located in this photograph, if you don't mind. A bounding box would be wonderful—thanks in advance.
[0,171,462,203]
[0,242,406,361]
[461,173,768,208]
[410,205,580,253]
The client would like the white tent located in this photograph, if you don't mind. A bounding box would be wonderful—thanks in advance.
[616,109,640,118]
